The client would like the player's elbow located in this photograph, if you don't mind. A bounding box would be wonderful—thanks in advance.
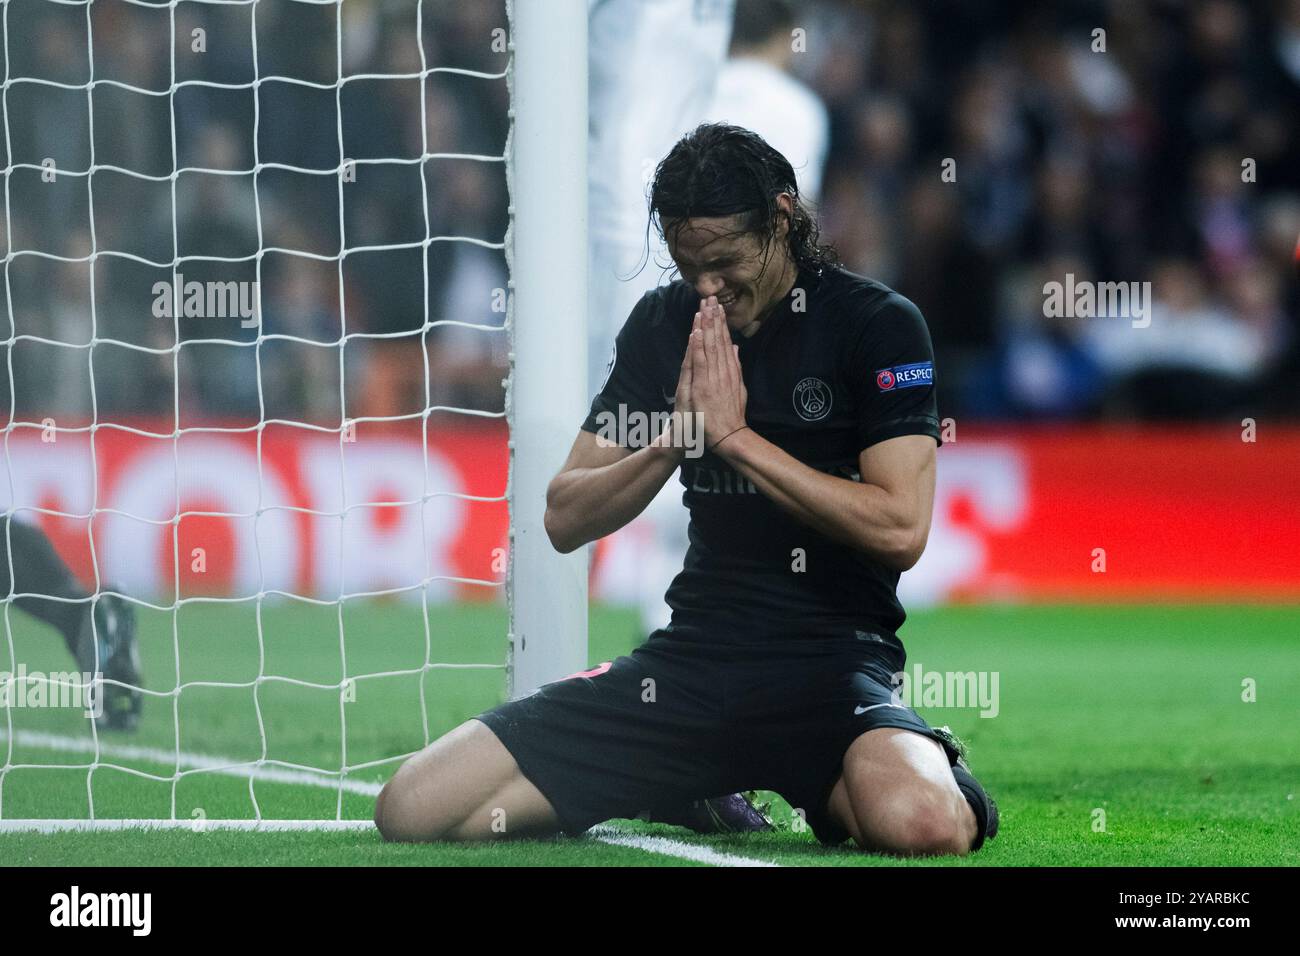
[543,479,568,551]
[543,507,579,554]
[892,543,925,574]
[545,472,601,553]
[543,487,582,554]
[874,523,928,573]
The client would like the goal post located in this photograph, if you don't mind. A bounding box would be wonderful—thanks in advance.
[505,0,589,697]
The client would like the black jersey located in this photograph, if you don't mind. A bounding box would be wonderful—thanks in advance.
[582,265,940,641]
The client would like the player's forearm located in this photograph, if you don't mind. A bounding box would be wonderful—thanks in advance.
[544,432,683,553]
[714,428,926,571]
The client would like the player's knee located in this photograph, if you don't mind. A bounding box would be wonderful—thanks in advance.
[866,788,972,857]
[373,781,394,837]
[374,765,454,843]
[374,776,417,842]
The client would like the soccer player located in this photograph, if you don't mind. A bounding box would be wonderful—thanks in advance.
[375,124,998,855]
[0,515,141,731]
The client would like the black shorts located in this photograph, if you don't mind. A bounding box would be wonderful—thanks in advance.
[475,627,960,845]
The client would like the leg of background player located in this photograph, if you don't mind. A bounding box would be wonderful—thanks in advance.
[0,514,89,652]
[0,514,143,730]
[374,719,560,842]
[825,727,980,856]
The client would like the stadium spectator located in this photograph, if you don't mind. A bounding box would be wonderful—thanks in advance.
[706,0,830,203]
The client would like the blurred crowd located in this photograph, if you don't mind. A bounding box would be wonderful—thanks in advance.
[810,0,1300,420]
[1,0,1297,427]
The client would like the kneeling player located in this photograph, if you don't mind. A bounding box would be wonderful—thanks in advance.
[375,125,997,855]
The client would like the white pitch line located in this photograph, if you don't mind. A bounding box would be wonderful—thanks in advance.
[3,731,781,866]
[0,818,375,833]
[0,729,383,796]
[588,826,780,867]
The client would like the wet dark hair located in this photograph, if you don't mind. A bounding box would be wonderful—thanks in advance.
[648,123,839,281]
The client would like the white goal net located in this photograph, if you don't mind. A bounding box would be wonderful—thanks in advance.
[0,0,587,829]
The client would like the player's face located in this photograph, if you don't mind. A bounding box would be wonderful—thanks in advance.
[665,206,794,335]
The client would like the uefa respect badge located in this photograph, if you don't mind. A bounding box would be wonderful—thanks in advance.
[875,362,934,391]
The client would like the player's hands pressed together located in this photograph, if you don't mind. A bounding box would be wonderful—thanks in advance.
[652,300,701,460]
[688,295,748,451]
[671,308,697,416]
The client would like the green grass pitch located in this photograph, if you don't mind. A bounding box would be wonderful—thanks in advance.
[1,601,1296,866]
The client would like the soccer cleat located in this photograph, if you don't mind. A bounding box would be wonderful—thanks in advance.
[648,791,775,834]
[932,725,999,852]
[74,591,142,732]
[703,792,775,833]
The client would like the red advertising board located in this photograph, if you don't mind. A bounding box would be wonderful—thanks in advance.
[3,420,1296,604]
[926,426,1300,602]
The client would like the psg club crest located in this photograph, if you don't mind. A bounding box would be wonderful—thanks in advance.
[793,376,832,422]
